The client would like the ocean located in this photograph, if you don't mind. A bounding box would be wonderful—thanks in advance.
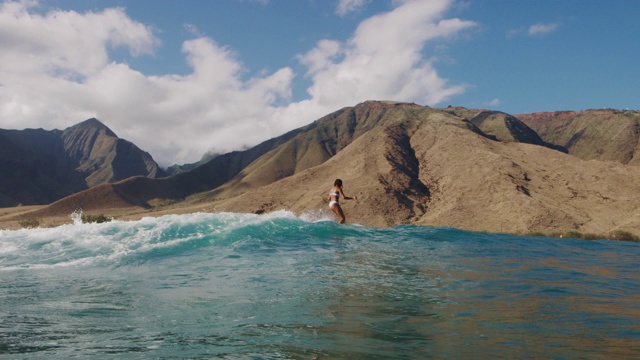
[1,210,639,359]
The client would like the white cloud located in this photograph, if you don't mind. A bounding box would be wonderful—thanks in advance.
[0,0,475,166]
[336,0,369,16]
[487,98,501,106]
[507,22,559,38]
[528,22,558,36]
[0,2,157,78]
[183,23,203,37]
[298,0,475,110]
[0,0,160,129]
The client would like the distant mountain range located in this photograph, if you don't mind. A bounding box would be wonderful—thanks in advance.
[3,102,640,237]
[0,118,165,207]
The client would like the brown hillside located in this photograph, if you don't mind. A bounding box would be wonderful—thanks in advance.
[210,107,640,235]
[24,182,148,219]
[211,118,435,226]
[517,110,640,164]
[196,101,429,201]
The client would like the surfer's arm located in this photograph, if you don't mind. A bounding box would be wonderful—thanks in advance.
[339,189,357,200]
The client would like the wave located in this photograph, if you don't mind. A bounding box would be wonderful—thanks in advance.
[1,208,560,272]
[0,210,378,271]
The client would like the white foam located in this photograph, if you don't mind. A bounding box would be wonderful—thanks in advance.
[70,208,83,225]
[299,209,335,223]
[0,210,330,271]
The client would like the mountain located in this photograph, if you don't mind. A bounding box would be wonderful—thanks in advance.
[0,118,165,207]
[5,102,640,238]
[210,103,640,235]
[517,109,640,164]
[165,152,220,176]
[5,101,640,238]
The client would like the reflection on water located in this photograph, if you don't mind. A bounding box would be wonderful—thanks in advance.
[300,232,640,359]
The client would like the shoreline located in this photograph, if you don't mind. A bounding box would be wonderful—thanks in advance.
[2,204,638,242]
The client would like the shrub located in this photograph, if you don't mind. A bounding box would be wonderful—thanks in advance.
[526,229,639,242]
[81,214,113,224]
[564,231,584,239]
[581,233,601,240]
[609,230,639,242]
[526,232,547,237]
[19,218,40,229]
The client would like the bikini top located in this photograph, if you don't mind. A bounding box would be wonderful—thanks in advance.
[330,191,340,199]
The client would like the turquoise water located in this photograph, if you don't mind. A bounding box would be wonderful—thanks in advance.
[1,211,639,359]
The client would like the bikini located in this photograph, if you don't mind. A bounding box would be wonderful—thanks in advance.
[329,191,340,208]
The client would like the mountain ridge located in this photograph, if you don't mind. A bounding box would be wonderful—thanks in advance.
[3,102,640,237]
[0,118,165,207]
[517,109,640,164]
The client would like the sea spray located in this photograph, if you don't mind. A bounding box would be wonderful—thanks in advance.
[70,208,83,225]
[0,211,639,358]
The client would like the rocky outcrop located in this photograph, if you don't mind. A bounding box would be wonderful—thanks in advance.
[447,107,567,152]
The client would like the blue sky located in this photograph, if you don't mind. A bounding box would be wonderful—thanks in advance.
[0,0,638,166]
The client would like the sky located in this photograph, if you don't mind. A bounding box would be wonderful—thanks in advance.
[1,0,639,166]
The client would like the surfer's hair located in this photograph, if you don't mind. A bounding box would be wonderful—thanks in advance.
[334,179,343,187]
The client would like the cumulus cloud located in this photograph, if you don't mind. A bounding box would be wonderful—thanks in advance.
[298,0,475,110]
[528,22,558,36]
[0,0,475,166]
[0,2,157,79]
[0,0,158,127]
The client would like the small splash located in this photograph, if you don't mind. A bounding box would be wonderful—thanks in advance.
[70,209,83,225]
[299,209,335,223]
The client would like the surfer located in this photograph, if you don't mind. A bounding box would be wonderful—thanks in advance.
[328,179,357,224]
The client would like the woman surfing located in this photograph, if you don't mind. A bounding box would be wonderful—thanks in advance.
[328,179,357,224]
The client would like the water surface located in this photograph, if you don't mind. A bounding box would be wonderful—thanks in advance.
[1,211,639,358]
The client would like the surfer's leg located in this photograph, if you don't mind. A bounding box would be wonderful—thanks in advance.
[331,205,346,224]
